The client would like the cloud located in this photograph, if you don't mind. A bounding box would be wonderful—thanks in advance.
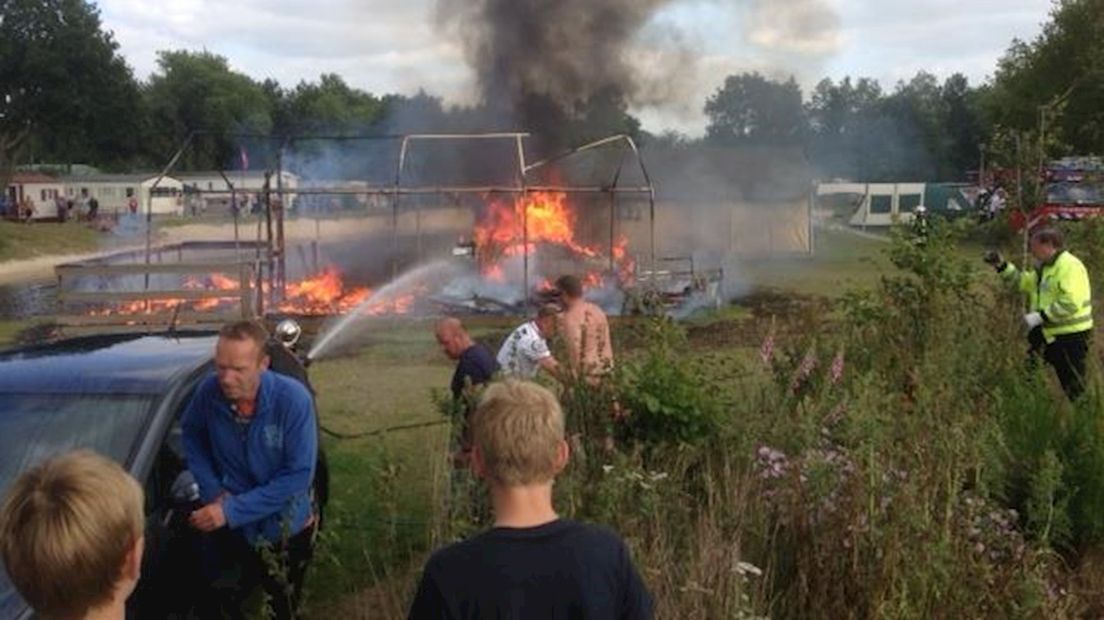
[97,0,1051,135]
[100,0,466,92]
[746,0,844,56]
[824,0,1050,87]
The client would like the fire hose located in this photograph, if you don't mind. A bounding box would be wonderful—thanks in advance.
[319,418,449,440]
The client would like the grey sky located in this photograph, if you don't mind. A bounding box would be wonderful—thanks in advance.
[99,0,1053,135]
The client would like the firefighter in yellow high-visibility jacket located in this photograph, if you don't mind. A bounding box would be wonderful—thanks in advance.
[985,227,1093,400]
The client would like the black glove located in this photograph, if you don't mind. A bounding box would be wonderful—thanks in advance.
[983,251,1003,267]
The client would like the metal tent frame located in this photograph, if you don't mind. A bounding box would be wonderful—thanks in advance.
[145,131,657,309]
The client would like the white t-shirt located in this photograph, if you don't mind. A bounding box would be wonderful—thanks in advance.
[496,320,552,379]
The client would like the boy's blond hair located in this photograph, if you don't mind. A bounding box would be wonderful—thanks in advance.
[472,380,565,486]
[0,450,144,619]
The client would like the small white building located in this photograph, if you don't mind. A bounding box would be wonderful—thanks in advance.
[176,171,299,211]
[62,174,185,216]
[5,173,67,219]
[297,178,391,212]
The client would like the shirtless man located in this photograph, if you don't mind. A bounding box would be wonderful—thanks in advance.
[555,275,613,381]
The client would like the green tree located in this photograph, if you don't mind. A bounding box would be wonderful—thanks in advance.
[285,74,385,134]
[806,76,884,179]
[144,50,274,171]
[941,74,988,178]
[988,0,1104,155]
[880,72,947,180]
[704,73,806,146]
[0,0,145,183]
[806,73,985,181]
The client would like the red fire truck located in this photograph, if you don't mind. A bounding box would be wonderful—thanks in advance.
[1001,157,1104,230]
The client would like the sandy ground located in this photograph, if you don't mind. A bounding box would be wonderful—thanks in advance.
[0,210,473,286]
[0,245,145,285]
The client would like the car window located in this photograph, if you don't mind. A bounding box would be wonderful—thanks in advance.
[0,393,155,497]
[0,393,154,616]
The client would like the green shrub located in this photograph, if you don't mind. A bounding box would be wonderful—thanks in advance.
[614,319,721,446]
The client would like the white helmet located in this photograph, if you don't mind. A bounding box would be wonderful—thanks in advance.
[274,319,302,348]
[915,205,928,214]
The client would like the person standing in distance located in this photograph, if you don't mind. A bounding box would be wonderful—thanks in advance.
[496,304,561,380]
[984,226,1093,400]
[556,274,614,382]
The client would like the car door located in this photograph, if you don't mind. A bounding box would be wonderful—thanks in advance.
[129,365,211,619]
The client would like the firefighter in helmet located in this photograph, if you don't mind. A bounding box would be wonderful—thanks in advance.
[912,205,930,245]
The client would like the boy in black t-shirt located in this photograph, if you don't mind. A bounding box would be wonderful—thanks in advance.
[409,380,653,619]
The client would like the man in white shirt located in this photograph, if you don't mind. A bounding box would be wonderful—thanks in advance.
[497,304,561,380]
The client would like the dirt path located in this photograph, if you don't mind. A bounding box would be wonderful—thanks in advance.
[0,244,146,285]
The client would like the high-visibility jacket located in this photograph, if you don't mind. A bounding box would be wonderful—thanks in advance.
[1001,250,1093,342]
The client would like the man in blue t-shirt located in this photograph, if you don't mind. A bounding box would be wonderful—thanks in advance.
[409,380,653,619]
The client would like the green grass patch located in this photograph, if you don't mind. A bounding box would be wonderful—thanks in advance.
[0,220,101,262]
[301,325,454,616]
[742,228,894,296]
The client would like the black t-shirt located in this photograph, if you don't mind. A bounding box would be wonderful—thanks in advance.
[450,344,499,400]
[408,519,653,620]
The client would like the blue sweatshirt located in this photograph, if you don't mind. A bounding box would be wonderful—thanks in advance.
[182,371,317,544]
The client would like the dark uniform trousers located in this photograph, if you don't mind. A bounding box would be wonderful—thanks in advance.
[1030,327,1091,400]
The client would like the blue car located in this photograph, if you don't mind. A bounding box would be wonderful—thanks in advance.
[0,331,328,619]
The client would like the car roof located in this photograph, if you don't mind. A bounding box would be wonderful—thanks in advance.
[0,331,217,395]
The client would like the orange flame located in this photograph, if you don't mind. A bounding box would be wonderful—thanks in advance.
[471,191,636,291]
[361,291,419,316]
[474,192,599,265]
[278,267,371,315]
[484,264,505,282]
[185,273,240,311]
[89,266,416,318]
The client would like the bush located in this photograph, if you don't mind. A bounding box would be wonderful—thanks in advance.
[614,319,721,446]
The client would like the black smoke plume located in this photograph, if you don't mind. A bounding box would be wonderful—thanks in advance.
[436,0,675,147]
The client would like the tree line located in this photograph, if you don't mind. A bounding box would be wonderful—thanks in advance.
[1,0,1101,187]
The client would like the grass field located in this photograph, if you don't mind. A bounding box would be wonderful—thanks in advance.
[0,224,913,616]
[741,228,893,296]
[0,225,902,615]
[294,229,910,615]
[0,220,101,262]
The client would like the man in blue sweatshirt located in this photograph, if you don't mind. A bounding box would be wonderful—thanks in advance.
[183,320,318,619]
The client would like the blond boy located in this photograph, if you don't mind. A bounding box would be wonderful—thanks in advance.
[409,380,653,619]
[0,450,145,620]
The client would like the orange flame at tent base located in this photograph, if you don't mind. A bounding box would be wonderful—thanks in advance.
[88,266,414,318]
[472,191,634,289]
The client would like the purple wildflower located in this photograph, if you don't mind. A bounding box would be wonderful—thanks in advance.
[755,445,789,479]
[790,348,818,392]
[830,348,846,385]
[759,320,776,367]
